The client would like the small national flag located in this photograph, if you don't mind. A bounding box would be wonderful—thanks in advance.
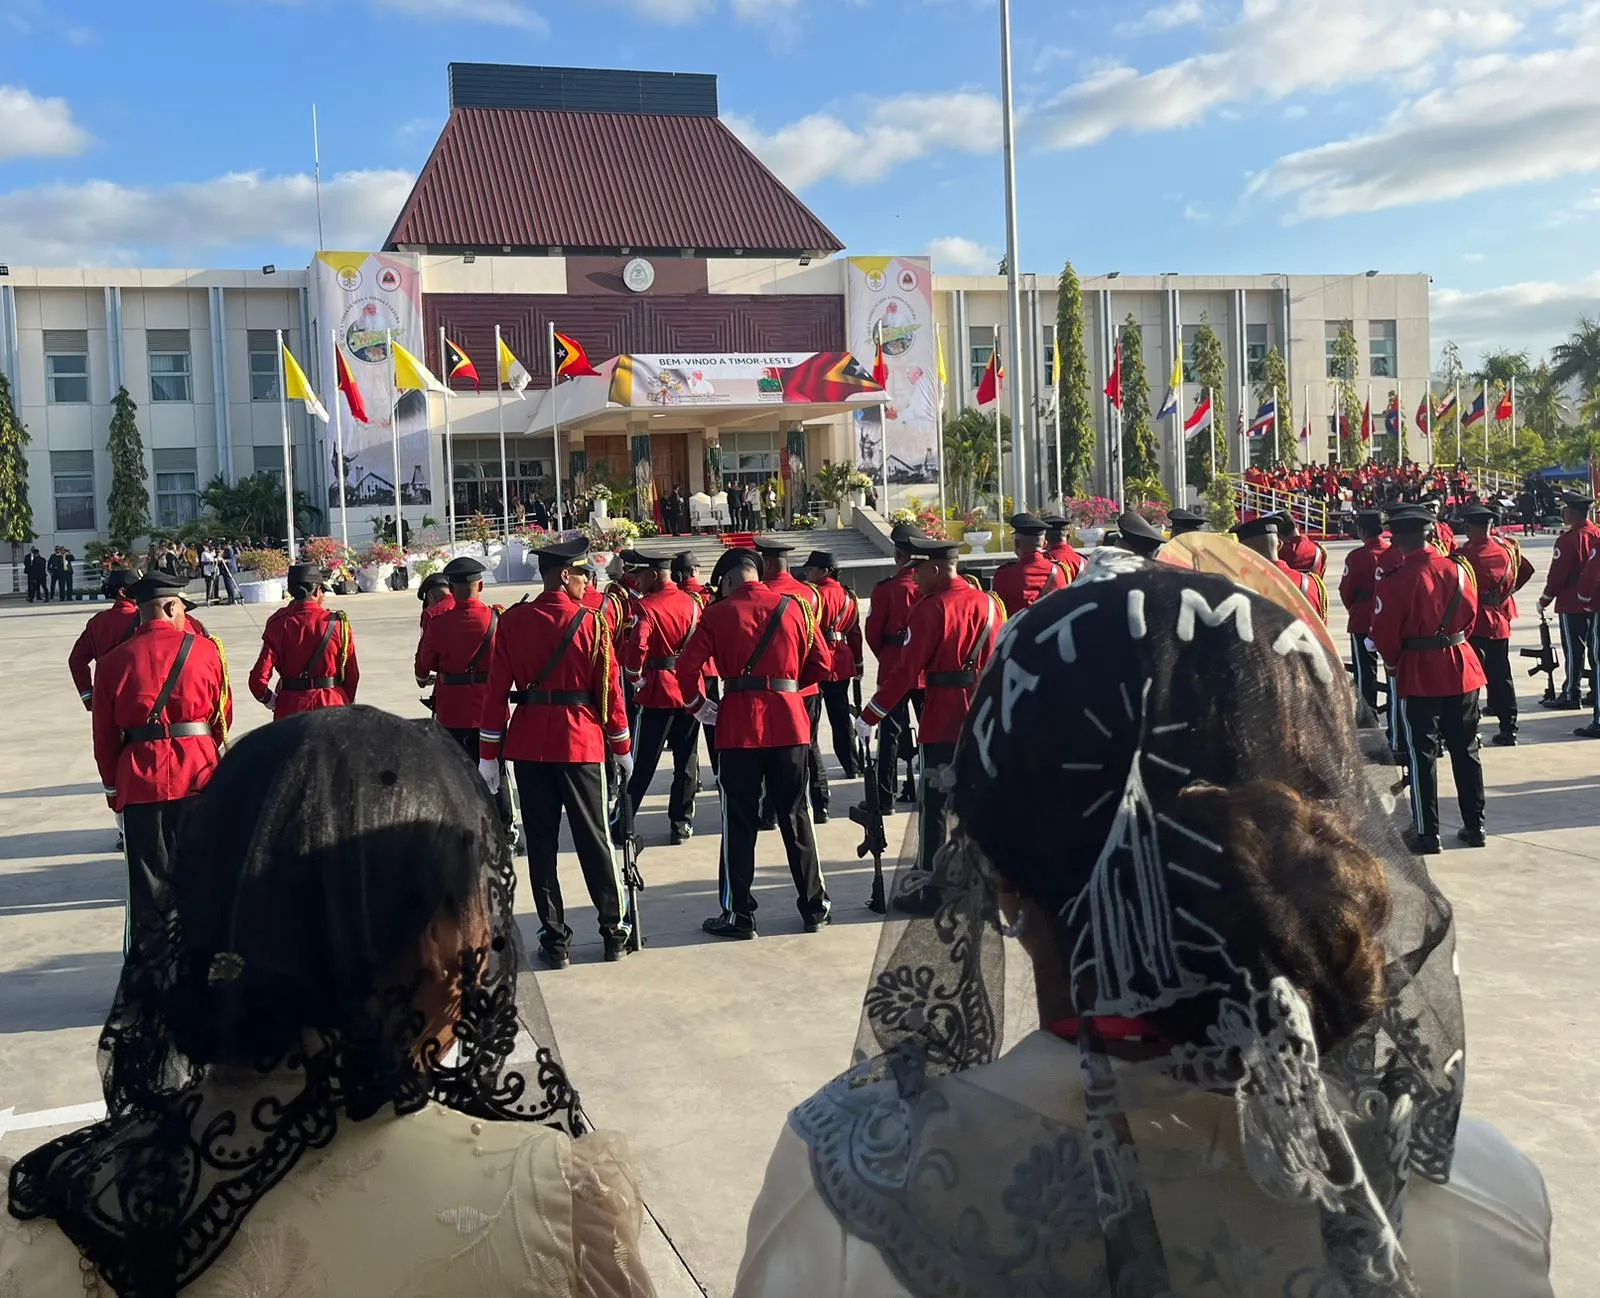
[391,339,447,393]
[553,330,601,379]
[1247,398,1276,438]
[443,337,479,390]
[1495,386,1514,422]
[498,337,531,397]
[1462,390,1487,426]
[1183,393,1213,437]
[1385,396,1400,438]
[1157,357,1182,420]
[335,347,369,424]
[975,350,1001,406]
[1360,398,1373,443]
[872,321,889,388]
[1415,395,1432,437]
[1104,344,1123,410]
[281,343,329,422]
[936,333,949,389]
[1298,419,1311,444]
[1434,391,1458,425]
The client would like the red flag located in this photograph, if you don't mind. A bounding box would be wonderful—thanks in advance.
[1298,420,1310,444]
[1415,395,1432,436]
[975,351,1001,406]
[1360,398,1372,442]
[1104,344,1123,410]
[553,330,601,379]
[335,347,369,424]
[871,323,889,388]
[1495,386,1514,421]
[443,337,479,390]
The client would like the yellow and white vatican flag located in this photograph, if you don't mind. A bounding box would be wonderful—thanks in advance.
[282,342,329,421]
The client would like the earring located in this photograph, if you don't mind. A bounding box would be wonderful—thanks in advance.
[999,911,1026,940]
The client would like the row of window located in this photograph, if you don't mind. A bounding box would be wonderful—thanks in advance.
[47,448,284,533]
[36,330,289,406]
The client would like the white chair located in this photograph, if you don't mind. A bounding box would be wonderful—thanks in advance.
[710,491,731,528]
[688,492,713,531]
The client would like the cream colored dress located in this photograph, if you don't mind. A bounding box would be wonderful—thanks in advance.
[0,1104,654,1298]
[736,1031,1553,1298]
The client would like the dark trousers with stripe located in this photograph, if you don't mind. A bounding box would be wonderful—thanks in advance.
[445,727,515,834]
[123,797,193,958]
[818,680,859,777]
[1398,694,1485,839]
[1589,616,1600,727]
[760,694,828,820]
[1469,637,1517,736]
[1350,634,1382,719]
[702,678,722,773]
[716,745,828,927]
[513,761,626,954]
[878,689,924,801]
[628,707,701,826]
[1559,613,1595,704]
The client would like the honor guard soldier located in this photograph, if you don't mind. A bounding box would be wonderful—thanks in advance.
[68,568,140,710]
[863,524,924,812]
[798,549,863,778]
[417,570,451,626]
[1234,515,1328,621]
[1040,513,1086,579]
[1339,511,1391,716]
[1167,507,1210,537]
[414,555,516,842]
[1369,505,1487,855]
[1459,504,1534,746]
[1538,490,1599,710]
[1575,538,1600,738]
[992,513,1071,618]
[673,550,707,602]
[854,535,1003,910]
[1114,510,1165,558]
[92,571,232,955]
[622,552,703,844]
[479,537,634,966]
[248,564,358,718]
[1420,494,1457,553]
[755,536,829,821]
[675,548,833,939]
[1275,511,1329,576]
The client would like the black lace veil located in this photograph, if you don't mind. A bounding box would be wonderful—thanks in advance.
[791,547,1465,1297]
[7,706,583,1298]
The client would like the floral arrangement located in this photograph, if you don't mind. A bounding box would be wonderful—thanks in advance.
[1135,499,1171,528]
[517,524,554,548]
[464,511,499,554]
[915,508,949,540]
[360,540,407,568]
[299,536,354,570]
[412,556,442,580]
[1064,496,1120,528]
[817,461,873,507]
[580,483,612,506]
[887,507,918,528]
[581,518,639,553]
[238,548,290,580]
[637,519,661,538]
[791,514,818,530]
[961,505,990,530]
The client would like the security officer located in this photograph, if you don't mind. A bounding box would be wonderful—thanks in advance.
[622,552,702,844]
[1114,510,1165,558]
[863,524,924,812]
[1040,513,1086,578]
[755,536,828,821]
[1370,505,1486,855]
[675,548,832,938]
[248,563,358,718]
[1538,490,1599,710]
[855,535,1004,911]
[1167,507,1209,537]
[92,571,231,955]
[1458,504,1533,747]
[991,513,1070,618]
[1339,510,1390,717]
[415,555,516,842]
[1234,516,1328,620]
[798,548,862,777]
[479,537,634,966]
[68,568,140,710]
[1276,510,1329,576]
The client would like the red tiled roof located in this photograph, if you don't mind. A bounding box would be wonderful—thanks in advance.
[384,108,843,256]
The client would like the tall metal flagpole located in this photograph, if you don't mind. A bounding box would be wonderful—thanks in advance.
[1396,378,1404,466]
[1511,376,1518,448]
[1304,381,1311,465]
[1366,382,1372,461]
[1173,284,1185,505]
[548,323,565,530]
[994,325,1004,520]
[1482,379,1490,462]
[1272,385,1280,464]
[492,325,510,540]
[330,327,349,555]
[386,329,403,547]
[311,105,325,252]
[1208,387,1215,479]
[998,0,1027,511]
[877,323,889,510]
[936,321,949,520]
[438,327,457,543]
[1333,382,1342,467]
[275,329,297,556]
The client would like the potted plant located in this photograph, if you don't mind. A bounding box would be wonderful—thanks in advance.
[1065,495,1119,547]
[961,506,992,552]
[818,462,867,525]
[357,539,406,592]
[581,518,638,572]
[791,513,818,531]
[236,547,289,603]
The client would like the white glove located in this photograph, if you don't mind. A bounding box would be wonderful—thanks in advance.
[1363,638,1377,654]
[477,758,501,795]
[616,751,635,780]
[694,698,719,727]
[853,715,876,746]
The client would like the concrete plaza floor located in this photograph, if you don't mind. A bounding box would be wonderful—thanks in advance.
[0,542,1594,1294]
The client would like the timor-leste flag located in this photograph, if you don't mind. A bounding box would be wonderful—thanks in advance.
[335,347,368,423]
[553,331,601,379]
[443,337,479,389]
[775,351,882,403]
[975,350,1002,406]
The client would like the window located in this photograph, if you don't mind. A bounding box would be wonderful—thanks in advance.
[148,329,192,402]
[44,330,88,404]
[1042,325,1056,388]
[969,327,996,390]
[1247,324,1269,382]
[248,330,279,401]
[1369,320,1396,379]
[51,451,95,531]
[253,443,284,484]
[153,450,198,526]
[1181,325,1200,382]
[1325,320,1354,379]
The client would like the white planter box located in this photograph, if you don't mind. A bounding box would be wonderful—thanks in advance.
[822,506,840,529]
[356,563,394,593]
[1078,526,1107,548]
[238,577,285,604]
[964,530,993,553]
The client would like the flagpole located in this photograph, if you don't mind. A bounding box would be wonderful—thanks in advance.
[994,325,1004,520]
[438,327,456,545]
[311,104,325,252]
[330,327,349,556]
[1303,381,1310,464]
[484,325,507,542]
[1272,385,1280,464]
[999,0,1027,512]
[1396,378,1404,467]
[386,328,403,548]
[275,329,297,557]
[936,321,949,520]
[549,322,565,531]
[1454,382,1461,465]
[1511,377,1518,448]
[1208,387,1215,479]
[1482,379,1489,463]
[1333,382,1341,468]
[1173,285,1185,505]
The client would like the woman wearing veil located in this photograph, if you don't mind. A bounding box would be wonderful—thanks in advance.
[2,707,654,1298]
[737,546,1551,1296]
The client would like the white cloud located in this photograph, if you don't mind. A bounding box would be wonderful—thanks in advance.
[0,169,414,265]
[927,236,996,273]
[1431,273,1600,361]
[726,90,1001,189]
[1035,0,1522,150]
[1259,38,1600,219]
[0,85,90,161]
[1283,104,1307,120]
[1114,0,1203,38]
[1182,201,1208,221]
[387,0,546,28]
[1462,251,1487,262]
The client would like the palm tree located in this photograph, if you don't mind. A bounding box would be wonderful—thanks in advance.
[1520,363,1569,443]
[942,408,1011,514]
[1471,349,1532,387]
[1551,315,1600,398]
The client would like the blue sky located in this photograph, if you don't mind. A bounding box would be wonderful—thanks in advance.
[2,0,1598,366]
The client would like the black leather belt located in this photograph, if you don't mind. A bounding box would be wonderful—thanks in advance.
[824,630,845,642]
[1402,631,1468,651]
[723,677,799,694]
[122,721,213,742]
[885,630,910,647]
[1480,592,1506,608]
[282,676,339,691]
[509,689,596,707]
[645,656,679,670]
[926,670,978,688]
[440,671,490,686]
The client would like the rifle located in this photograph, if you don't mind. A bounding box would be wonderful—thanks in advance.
[847,681,888,915]
[617,774,646,953]
[1520,612,1560,703]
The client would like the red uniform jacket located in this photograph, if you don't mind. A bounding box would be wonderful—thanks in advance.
[420,595,455,629]
[583,583,630,641]
[811,575,863,681]
[1370,550,1486,699]
[1276,561,1328,622]
[68,598,141,703]
[623,581,701,710]
[93,621,232,811]
[675,584,831,750]
[1278,534,1328,577]
[1544,521,1600,613]
[682,575,707,600]
[865,564,922,688]
[1339,538,1390,637]
[1461,535,1532,640]
[415,595,502,730]
[863,578,1003,745]
[1045,540,1085,581]
[480,590,629,764]
[248,600,358,718]
[1579,547,1600,611]
[1433,521,1458,554]
[991,552,1069,619]
[762,570,823,697]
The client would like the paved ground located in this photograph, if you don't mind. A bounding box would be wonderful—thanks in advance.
[0,543,1593,1294]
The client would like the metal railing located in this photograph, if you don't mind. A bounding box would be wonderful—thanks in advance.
[1234,483,1332,535]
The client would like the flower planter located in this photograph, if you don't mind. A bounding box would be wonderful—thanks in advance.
[589,549,614,573]
[356,563,394,593]
[1077,526,1107,549]
[964,530,993,553]
[592,497,610,522]
[849,488,867,511]
[822,506,840,530]
[238,577,285,604]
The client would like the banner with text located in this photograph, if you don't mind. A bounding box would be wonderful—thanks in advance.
[846,256,938,512]
[606,352,883,409]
